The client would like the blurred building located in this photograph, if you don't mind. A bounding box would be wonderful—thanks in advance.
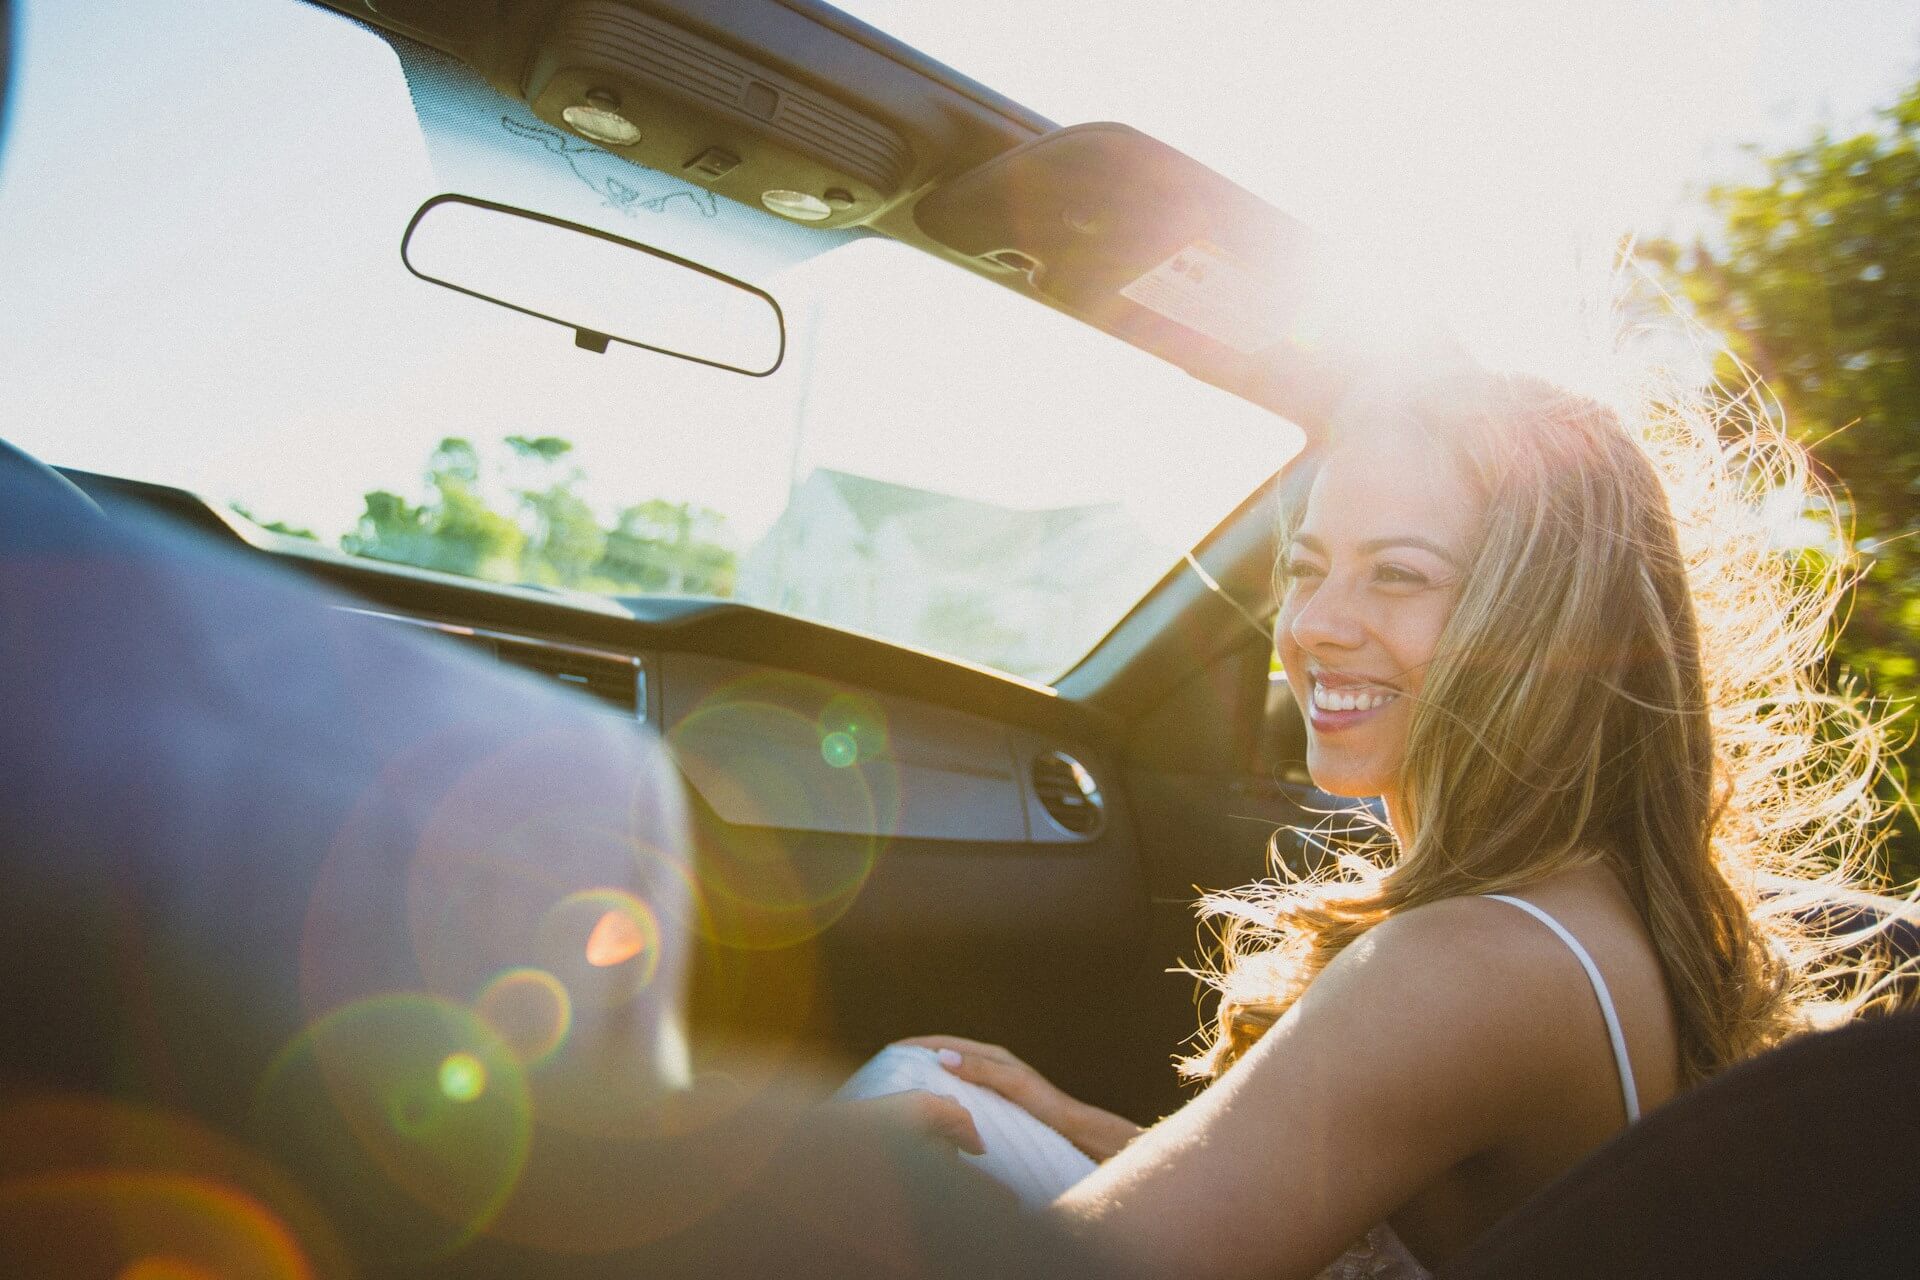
[738,469,1165,679]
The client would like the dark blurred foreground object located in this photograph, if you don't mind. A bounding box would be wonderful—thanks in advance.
[1441,1010,1920,1279]
[0,0,12,151]
[0,431,1118,1278]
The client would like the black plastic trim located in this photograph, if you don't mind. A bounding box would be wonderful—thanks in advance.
[771,0,1055,136]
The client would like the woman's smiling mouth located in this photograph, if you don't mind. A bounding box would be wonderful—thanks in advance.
[1307,674,1401,730]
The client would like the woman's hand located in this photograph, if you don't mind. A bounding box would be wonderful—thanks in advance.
[895,1035,1144,1161]
[836,1089,985,1155]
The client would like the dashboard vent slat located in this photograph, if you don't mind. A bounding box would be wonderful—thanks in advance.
[493,635,641,715]
[339,608,644,720]
[1031,750,1104,837]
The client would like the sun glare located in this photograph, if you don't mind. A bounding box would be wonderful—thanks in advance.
[841,0,1920,399]
[1285,238,1459,372]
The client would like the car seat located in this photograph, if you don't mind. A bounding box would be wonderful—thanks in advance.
[1440,1009,1920,1279]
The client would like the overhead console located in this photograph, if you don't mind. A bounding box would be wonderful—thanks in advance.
[521,2,911,230]
[315,0,1420,437]
[319,0,1046,232]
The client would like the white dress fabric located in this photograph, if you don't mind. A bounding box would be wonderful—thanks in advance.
[1314,893,1644,1279]
[835,1044,1098,1207]
[1317,1222,1434,1279]
[839,894,1642,1278]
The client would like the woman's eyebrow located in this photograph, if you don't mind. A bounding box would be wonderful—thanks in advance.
[1289,532,1461,566]
[1361,536,1461,565]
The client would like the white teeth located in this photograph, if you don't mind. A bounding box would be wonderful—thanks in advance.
[1311,683,1397,713]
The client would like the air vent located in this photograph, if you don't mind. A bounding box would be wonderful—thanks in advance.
[1031,750,1104,837]
[493,634,642,716]
[339,607,647,720]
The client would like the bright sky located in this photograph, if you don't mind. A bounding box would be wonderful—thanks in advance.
[843,0,1920,391]
[2,0,1916,550]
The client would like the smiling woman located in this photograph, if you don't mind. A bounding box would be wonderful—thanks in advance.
[1199,370,1899,1080]
[881,364,1904,1279]
[1273,410,1481,806]
[1136,369,1898,1274]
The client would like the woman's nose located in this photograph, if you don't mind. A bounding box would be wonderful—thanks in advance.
[1287,578,1366,653]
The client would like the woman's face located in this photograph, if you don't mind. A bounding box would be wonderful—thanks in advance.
[1275,424,1480,814]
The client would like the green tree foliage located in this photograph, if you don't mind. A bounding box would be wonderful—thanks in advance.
[344,437,527,580]
[338,435,735,598]
[1664,80,1920,879]
[603,498,736,597]
[505,435,607,588]
[503,434,574,465]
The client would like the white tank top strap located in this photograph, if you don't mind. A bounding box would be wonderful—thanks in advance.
[1479,893,1642,1124]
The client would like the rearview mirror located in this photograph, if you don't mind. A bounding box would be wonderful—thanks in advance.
[401,193,785,375]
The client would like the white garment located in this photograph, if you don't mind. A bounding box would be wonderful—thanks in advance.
[835,1044,1097,1207]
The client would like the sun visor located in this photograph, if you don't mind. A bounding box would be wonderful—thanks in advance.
[914,124,1354,428]
[384,32,862,284]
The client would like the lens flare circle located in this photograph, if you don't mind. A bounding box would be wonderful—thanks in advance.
[437,1053,487,1102]
[251,994,531,1261]
[586,909,648,967]
[0,1096,348,1279]
[536,889,662,1005]
[817,691,888,762]
[473,966,574,1067]
[668,673,898,948]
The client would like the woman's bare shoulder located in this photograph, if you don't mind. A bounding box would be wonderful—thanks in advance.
[1324,893,1592,989]
[1293,894,1619,1102]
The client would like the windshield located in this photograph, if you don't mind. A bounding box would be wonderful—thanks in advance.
[0,0,1301,682]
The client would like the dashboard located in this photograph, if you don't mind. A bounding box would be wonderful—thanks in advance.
[61,467,1121,843]
[342,605,1106,846]
[57,465,1147,964]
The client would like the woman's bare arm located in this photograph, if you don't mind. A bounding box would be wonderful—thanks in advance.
[1051,898,1579,1280]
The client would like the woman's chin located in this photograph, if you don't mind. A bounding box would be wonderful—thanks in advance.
[1303,753,1391,801]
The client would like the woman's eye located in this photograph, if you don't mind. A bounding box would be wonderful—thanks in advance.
[1375,563,1430,587]
[1280,558,1324,582]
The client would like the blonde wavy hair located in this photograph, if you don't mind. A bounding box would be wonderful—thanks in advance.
[1183,367,1905,1088]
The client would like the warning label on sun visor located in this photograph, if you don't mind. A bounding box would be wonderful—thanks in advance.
[1119,241,1286,354]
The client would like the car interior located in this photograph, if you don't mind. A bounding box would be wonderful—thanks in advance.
[8,0,1370,1133]
[3,1,1916,1276]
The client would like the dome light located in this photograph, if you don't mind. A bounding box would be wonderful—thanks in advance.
[761,189,833,222]
[562,103,641,147]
